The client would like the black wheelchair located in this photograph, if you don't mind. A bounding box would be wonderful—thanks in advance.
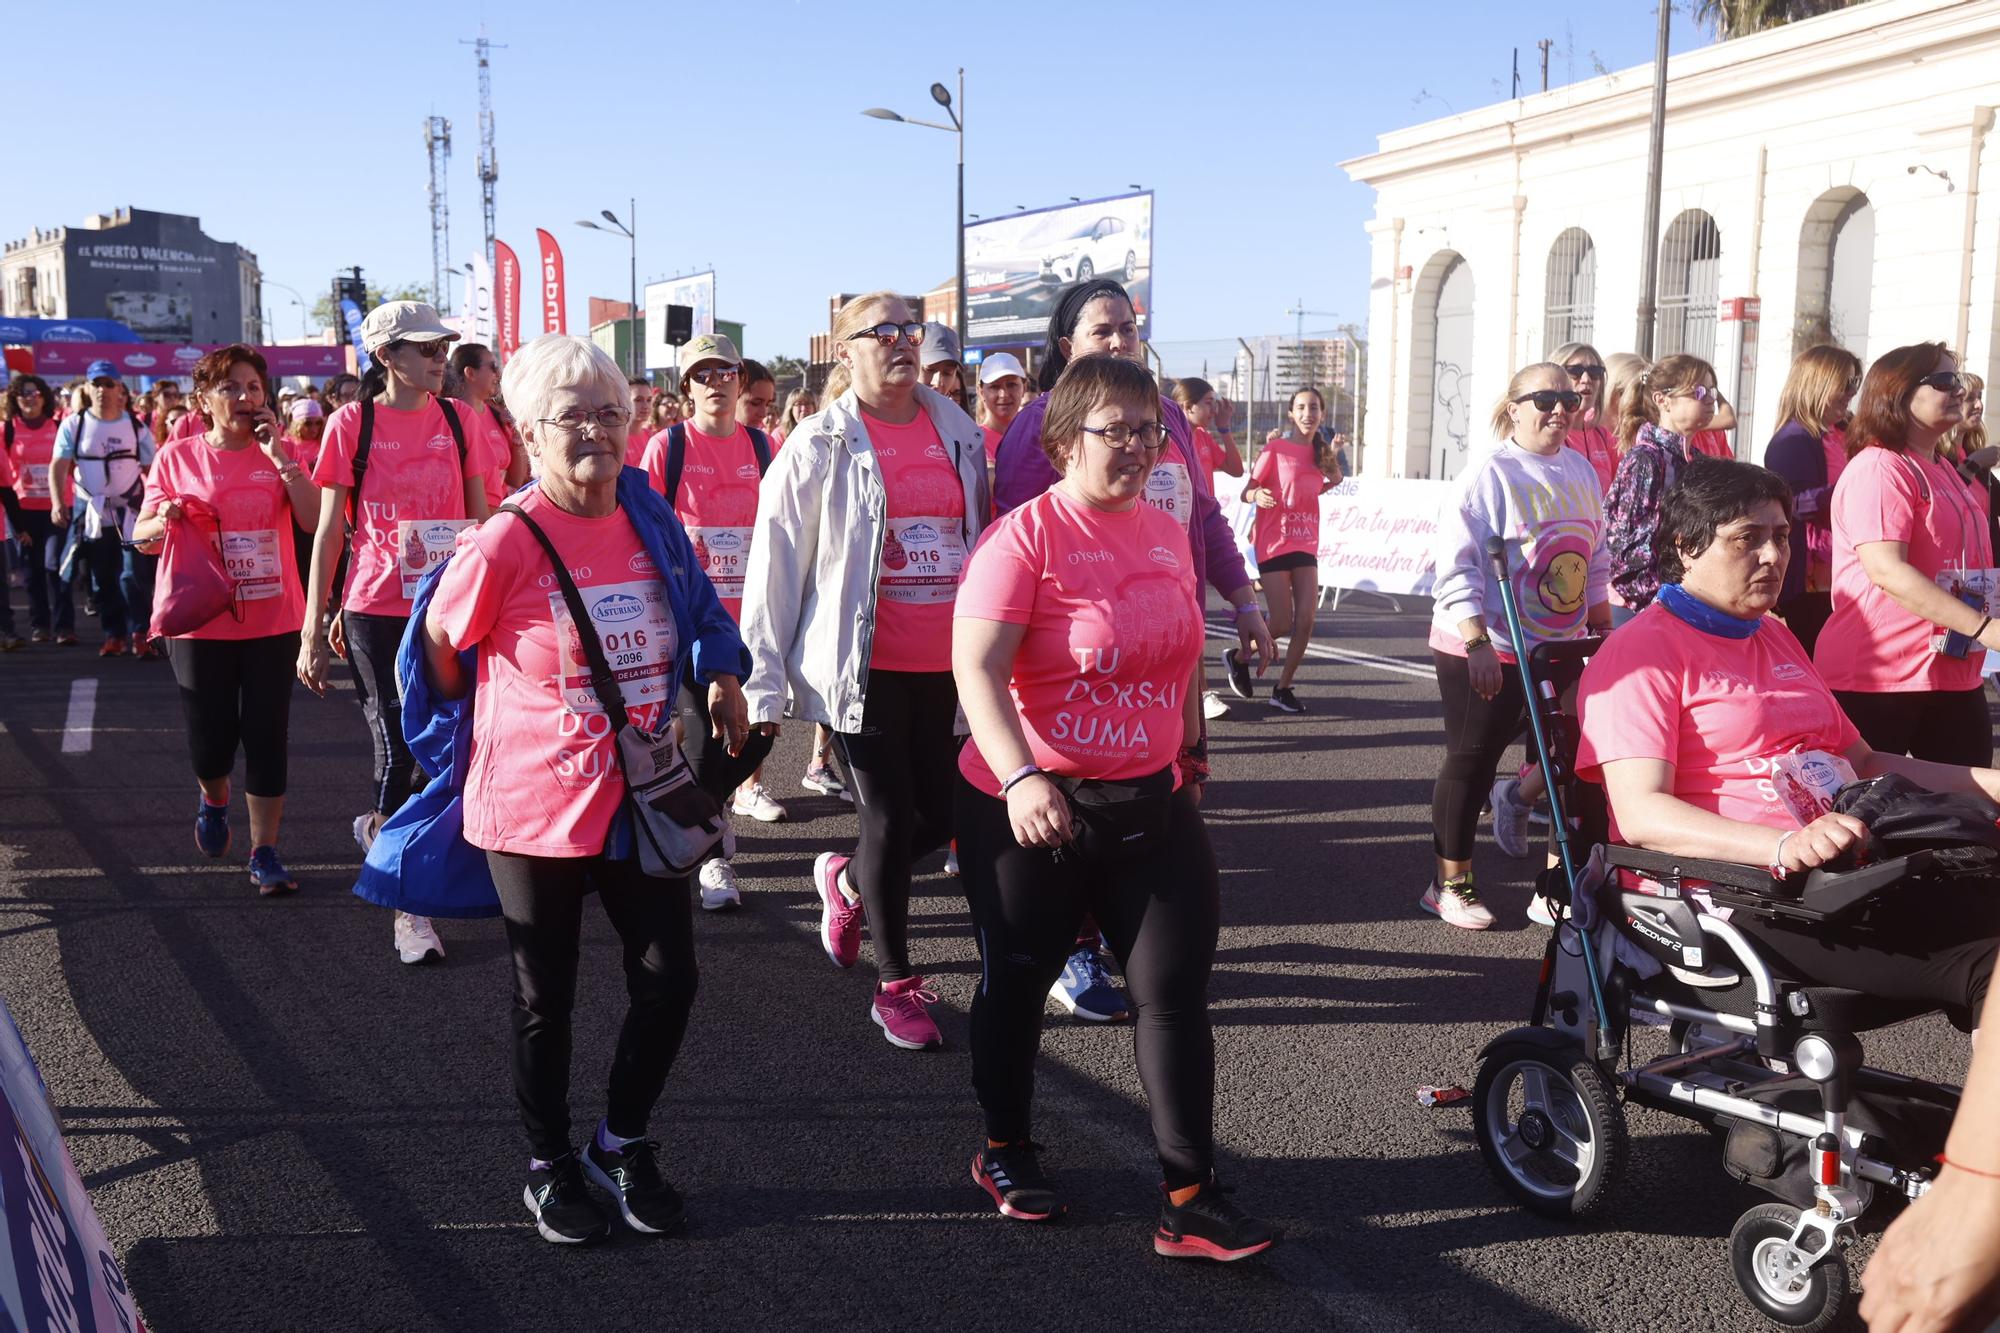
[1468,545,1965,1332]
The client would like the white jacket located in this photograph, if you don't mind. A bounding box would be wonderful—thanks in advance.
[739,384,990,731]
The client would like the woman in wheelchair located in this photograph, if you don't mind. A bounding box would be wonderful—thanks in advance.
[1575,457,2000,1023]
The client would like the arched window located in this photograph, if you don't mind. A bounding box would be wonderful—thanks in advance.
[1794,188,1873,363]
[1407,251,1475,480]
[1655,209,1722,362]
[1544,228,1596,353]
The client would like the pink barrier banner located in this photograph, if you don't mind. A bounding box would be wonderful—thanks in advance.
[30,341,344,378]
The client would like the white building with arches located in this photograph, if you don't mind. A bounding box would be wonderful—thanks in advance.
[1342,0,2000,480]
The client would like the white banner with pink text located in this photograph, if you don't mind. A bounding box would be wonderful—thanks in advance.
[1224,477,1450,597]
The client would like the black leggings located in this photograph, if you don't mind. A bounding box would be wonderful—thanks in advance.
[167,632,299,797]
[831,669,959,983]
[487,849,699,1161]
[1833,688,1993,768]
[1431,649,1529,860]
[960,777,1220,1188]
[343,609,419,815]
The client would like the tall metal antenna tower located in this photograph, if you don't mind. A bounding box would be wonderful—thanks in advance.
[423,116,453,310]
[461,30,507,266]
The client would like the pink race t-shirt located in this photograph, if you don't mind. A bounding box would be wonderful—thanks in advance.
[1249,439,1323,563]
[462,401,516,507]
[641,423,762,620]
[431,487,680,857]
[1191,427,1230,484]
[1565,424,1619,495]
[0,442,14,489]
[956,488,1200,795]
[867,410,967,673]
[288,429,323,477]
[1577,605,1859,837]
[142,439,307,640]
[312,398,472,617]
[1691,429,1733,460]
[625,424,652,467]
[980,425,1003,464]
[6,418,65,511]
[1815,446,1994,694]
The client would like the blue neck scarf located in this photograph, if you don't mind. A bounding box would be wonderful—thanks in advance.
[1657,582,1761,639]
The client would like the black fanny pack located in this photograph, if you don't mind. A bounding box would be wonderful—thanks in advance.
[1052,766,1176,864]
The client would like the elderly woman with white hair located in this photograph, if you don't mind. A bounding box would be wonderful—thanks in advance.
[415,334,750,1245]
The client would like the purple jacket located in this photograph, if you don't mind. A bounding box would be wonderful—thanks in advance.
[993,391,1251,600]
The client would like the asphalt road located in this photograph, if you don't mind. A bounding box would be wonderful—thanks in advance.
[0,596,1973,1332]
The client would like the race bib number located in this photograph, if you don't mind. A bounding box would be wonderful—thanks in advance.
[20,463,49,500]
[1770,749,1859,826]
[879,516,966,605]
[688,525,753,600]
[550,578,678,720]
[220,528,283,602]
[1144,461,1193,531]
[397,518,476,598]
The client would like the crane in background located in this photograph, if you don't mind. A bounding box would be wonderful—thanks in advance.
[462,31,506,266]
[423,116,452,311]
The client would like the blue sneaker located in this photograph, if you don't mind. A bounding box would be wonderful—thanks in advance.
[1050,948,1130,1022]
[194,799,231,859]
[248,846,297,897]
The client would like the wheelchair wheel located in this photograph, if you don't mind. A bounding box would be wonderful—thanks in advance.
[1473,1037,1626,1218]
[1729,1203,1850,1331]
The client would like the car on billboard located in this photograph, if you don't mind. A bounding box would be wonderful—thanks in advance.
[1039,216,1139,285]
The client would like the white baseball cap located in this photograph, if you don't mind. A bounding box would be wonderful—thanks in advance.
[978,352,1026,384]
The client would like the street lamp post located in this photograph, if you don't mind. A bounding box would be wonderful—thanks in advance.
[578,199,639,377]
[862,68,965,347]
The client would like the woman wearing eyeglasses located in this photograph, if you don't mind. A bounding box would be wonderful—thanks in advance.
[740,291,989,1050]
[1605,353,1721,621]
[297,301,496,966]
[1552,343,1616,494]
[1424,363,1610,931]
[1818,344,1998,765]
[1243,386,1341,714]
[1762,344,1862,658]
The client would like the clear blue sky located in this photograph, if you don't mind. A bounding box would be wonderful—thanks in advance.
[4,0,1712,363]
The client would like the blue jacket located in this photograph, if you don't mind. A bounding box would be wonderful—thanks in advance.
[354,468,751,917]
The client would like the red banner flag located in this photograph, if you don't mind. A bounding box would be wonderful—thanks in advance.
[534,229,567,335]
[493,240,523,359]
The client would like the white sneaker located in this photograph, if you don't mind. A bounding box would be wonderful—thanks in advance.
[1419,880,1495,931]
[1201,690,1230,721]
[697,859,742,911]
[352,811,380,855]
[394,911,444,964]
[943,845,960,876]
[1489,777,1533,859]
[1526,893,1567,927]
[731,781,788,824]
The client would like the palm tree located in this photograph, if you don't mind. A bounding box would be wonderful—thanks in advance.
[1692,0,1863,38]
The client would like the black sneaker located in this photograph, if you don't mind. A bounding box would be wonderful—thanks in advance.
[1222,647,1255,700]
[971,1142,1065,1222]
[1153,1178,1279,1261]
[1269,687,1306,714]
[583,1137,687,1235]
[524,1152,609,1245]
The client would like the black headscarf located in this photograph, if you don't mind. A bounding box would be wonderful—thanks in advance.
[1037,278,1132,392]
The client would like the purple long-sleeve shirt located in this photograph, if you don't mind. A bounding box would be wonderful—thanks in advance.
[993,391,1252,601]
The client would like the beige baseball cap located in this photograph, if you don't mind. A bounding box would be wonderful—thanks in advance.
[678,332,741,375]
[360,300,459,354]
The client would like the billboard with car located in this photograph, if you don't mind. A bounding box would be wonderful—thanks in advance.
[963,191,1153,348]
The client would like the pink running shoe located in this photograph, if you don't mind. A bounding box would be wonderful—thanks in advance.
[871,976,942,1050]
[815,851,861,968]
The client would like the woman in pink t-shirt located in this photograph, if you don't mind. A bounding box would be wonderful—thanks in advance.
[2,374,72,641]
[1552,343,1618,494]
[418,333,750,1245]
[133,346,320,895]
[1243,387,1341,713]
[1816,343,1998,765]
[739,292,989,1051]
[297,301,494,968]
[952,354,1275,1258]
[1170,376,1245,486]
[1577,456,2000,1019]
[449,342,529,508]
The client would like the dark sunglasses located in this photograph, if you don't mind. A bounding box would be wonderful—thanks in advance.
[1918,371,1966,394]
[689,366,740,386]
[390,339,451,360]
[1513,389,1581,413]
[845,322,926,348]
[1563,363,1605,380]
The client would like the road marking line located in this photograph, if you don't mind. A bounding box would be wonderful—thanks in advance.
[1203,627,1435,680]
[61,679,98,754]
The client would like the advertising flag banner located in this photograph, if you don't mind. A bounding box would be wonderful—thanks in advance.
[535,229,568,334]
[466,254,497,347]
[493,240,522,360]
[32,340,346,378]
[340,299,372,374]
[963,191,1154,347]
[642,271,716,372]
[0,317,142,344]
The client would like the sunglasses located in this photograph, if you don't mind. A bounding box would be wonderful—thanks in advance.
[392,340,451,360]
[845,322,927,348]
[1563,363,1606,380]
[689,366,740,386]
[1513,390,1582,413]
[1918,371,1966,394]
[1668,384,1722,404]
